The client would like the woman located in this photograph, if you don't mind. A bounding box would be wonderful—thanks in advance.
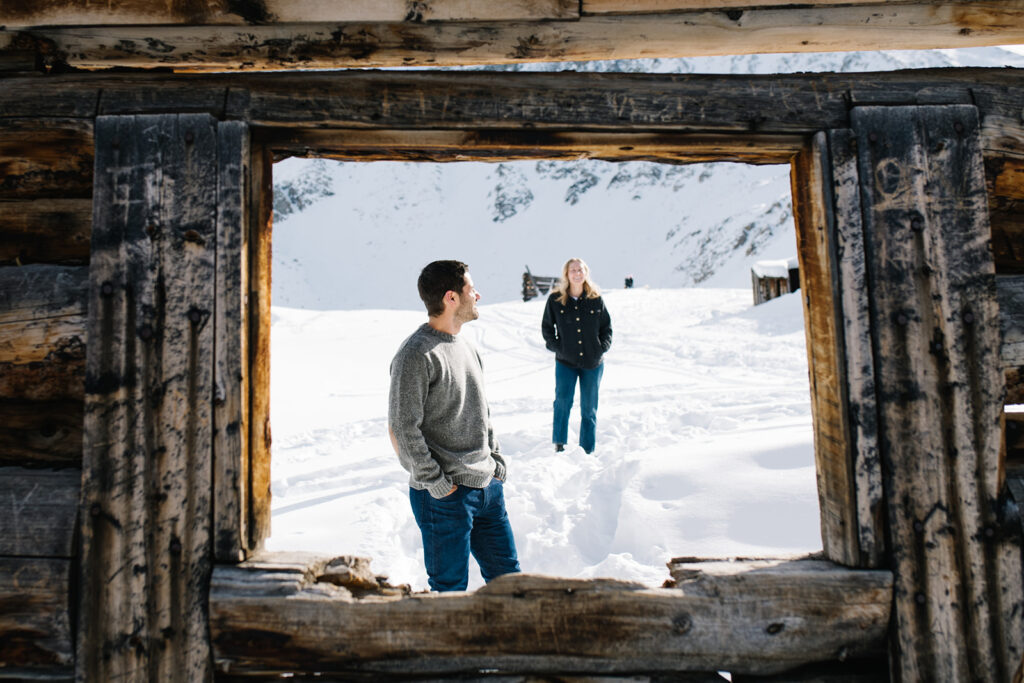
[541,258,612,454]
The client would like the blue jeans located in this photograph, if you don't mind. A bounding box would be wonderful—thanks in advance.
[409,478,520,592]
[553,360,604,453]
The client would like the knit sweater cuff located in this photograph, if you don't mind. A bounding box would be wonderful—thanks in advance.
[427,478,455,499]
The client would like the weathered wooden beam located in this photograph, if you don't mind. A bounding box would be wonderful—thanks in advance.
[210,553,892,677]
[0,265,86,467]
[0,557,73,675]
[1,69,1022,137]
[3,4,1023,71]
[790,137,862,567]
[583,0,924,12]
[248,143,273,551]
[0,0,578,28]
[1001,276,1024,369]
[987,156,1024,273]
[1001,275,1024,405]
[264,129,806,165]
[214,120,251,563]
[0,265,88,365]
[853,104,1024,680]
[0,119,92,199]
[0,467,79,557]
[794,128,888,569]
[0,399,82,468]
[0,199,92,266]
[79,114,218,683]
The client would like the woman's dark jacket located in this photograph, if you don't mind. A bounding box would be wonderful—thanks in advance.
[541,292,612,370]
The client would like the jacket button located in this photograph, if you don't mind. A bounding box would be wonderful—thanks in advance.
[577,328,581,332]
[579,352,584,356]
[575,317,580,321]
[578,340,582,344]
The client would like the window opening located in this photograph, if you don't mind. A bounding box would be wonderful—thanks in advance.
[264,157,821,591]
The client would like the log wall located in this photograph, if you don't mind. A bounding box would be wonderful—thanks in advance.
[0,67,1022,681]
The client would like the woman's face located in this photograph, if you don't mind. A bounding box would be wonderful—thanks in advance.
[567,261,587,286]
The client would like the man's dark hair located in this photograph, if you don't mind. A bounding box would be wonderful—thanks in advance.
[418,260,469,317]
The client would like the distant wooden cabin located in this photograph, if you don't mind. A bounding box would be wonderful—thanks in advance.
[751,257,800,305]
[1,2,1024,681]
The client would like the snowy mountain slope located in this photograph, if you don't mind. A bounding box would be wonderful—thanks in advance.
[271,47,1024,311]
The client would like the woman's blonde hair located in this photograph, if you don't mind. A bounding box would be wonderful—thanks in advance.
[554,257,601,305]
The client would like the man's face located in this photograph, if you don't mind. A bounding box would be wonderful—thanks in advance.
[454,273,480,323]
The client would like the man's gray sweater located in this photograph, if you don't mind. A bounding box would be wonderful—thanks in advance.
[389,323,507,499]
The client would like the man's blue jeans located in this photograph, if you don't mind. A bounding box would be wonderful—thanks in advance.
[409,478,520,592]
[553,360,604,453]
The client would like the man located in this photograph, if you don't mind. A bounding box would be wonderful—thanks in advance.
[388,260,521,591]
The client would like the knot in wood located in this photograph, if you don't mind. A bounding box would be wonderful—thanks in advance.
[915,592,926,605]
[766,622,784,635]
[138,324,153,341]
[100,281,115,297]
[672,613,692,635]
[962,310,975,325]
[185,130,195,144]
[725,9,743,21]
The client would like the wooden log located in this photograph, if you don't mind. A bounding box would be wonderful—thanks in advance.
[987,156,1024,273]
[0,69,1021,136]
[210,553,892,678]
[584,0,925,11]
[0,467,79,557]
[78,114,218,683]
[0,557,73,673]
[0,198,92,265]
[1002,275,1024,405]
[3,4,1024,70]
[0,399,82,468]
[790,137,860,567]
[263,129,806,165]
[0,119,92,199]
[0,265,88,366]
[1000,276,1024,369]
[0,0,578,27]
[214,120,251,563]
[852,104,1024,681]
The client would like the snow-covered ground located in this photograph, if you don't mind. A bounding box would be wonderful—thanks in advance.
[267,287,819,591]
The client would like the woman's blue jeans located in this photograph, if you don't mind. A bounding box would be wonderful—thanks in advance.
[552,360,604,453]
[409,478,520,592]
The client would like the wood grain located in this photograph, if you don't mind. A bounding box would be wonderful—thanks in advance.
[2,4,1023,70]
[78,114,218,683]
[214,120,251,563]
[853,104,1024,681]
[0,467,79,557]
[210,553,892,678]
[0,557,73,674]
